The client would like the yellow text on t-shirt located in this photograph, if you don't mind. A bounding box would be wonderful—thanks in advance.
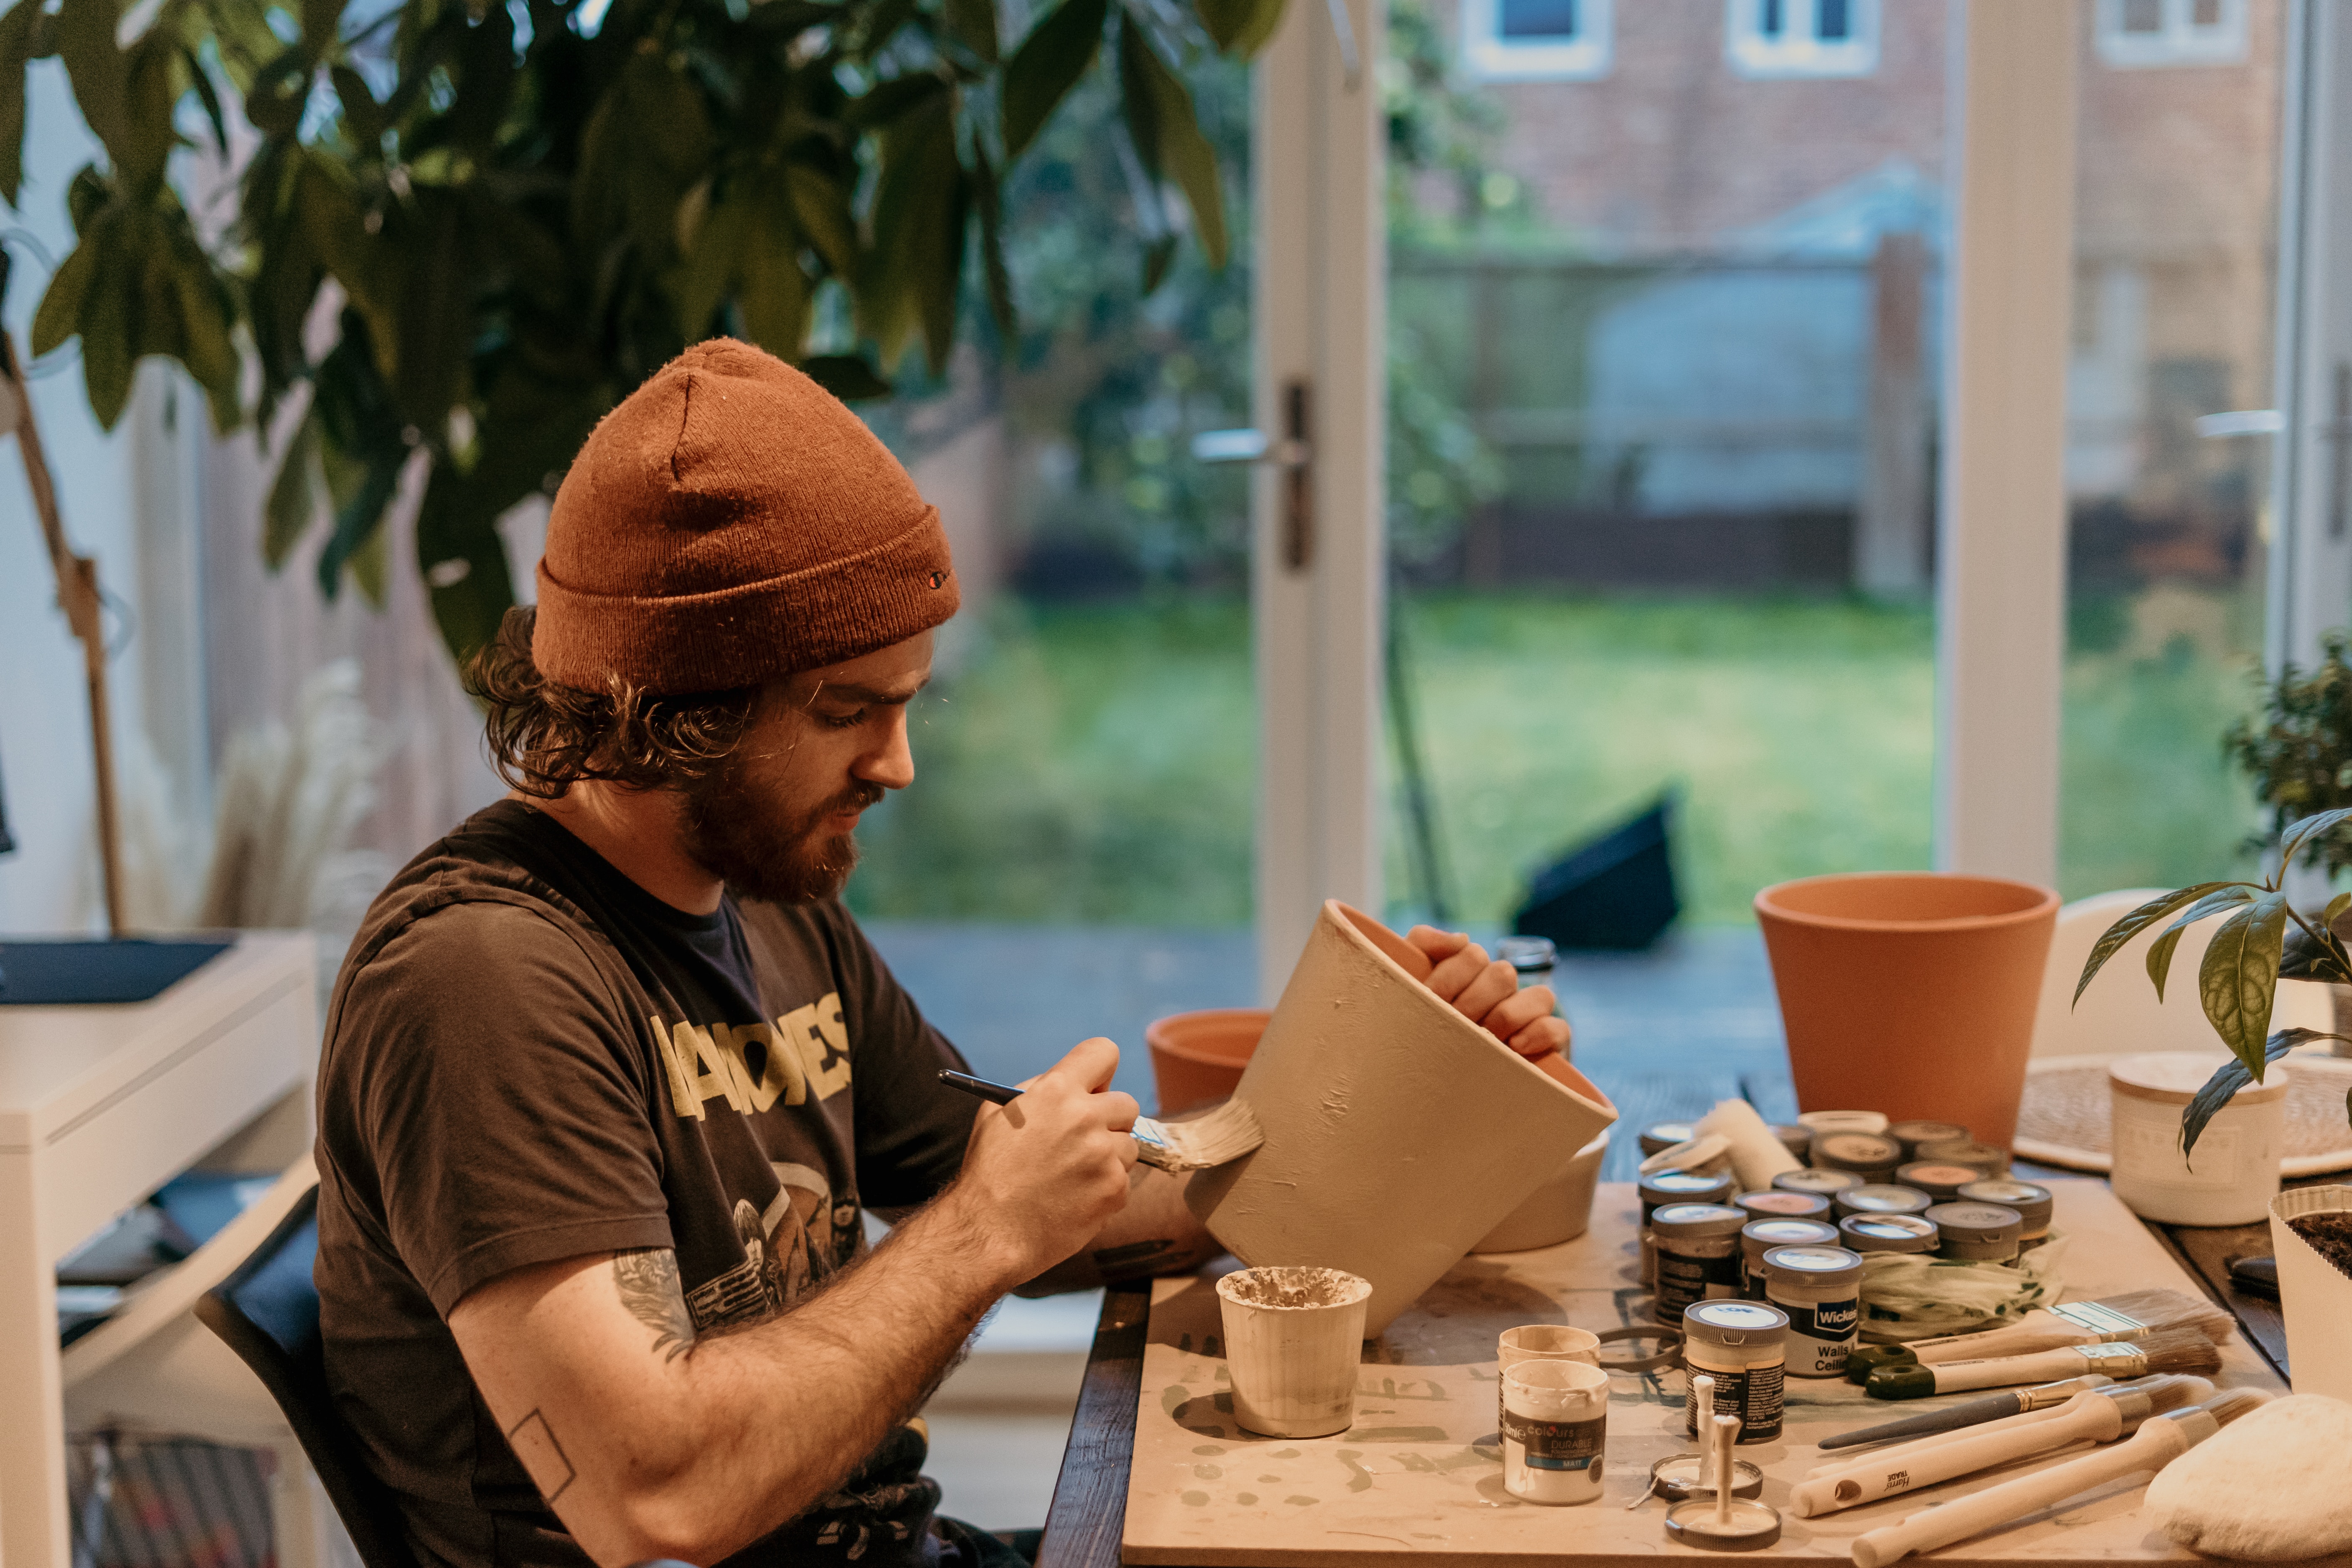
[652,993,852,1120]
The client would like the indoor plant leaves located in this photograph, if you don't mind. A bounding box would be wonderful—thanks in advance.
[2181,1028,2351,1161]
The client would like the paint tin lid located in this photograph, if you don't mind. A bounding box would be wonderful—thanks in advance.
[1897,1163,1991,1201]
[1958,1179,2053,1228]
[1773,1168,1862,1196]
[1681,1299,1789,1347]
[1734,1189,1832,1221]
[1763,1244,1864,1288]
[1654,1202,1748,1238]
[1771,1124,1814,1162]
[1499,935,1557,976]
[1665,1496,1783,1551]
[1816,1133,1904,1172]
[1886,1118,1971,1157]
[1834,1184,1934,1219]
[1640,1121,1698,1156]
[1839,1213,1940,1253]
[1742,1218,1841,1258]
[1923,1202,2023,1244]
[1917,1138,2012,1174]
[1642,1169,1736,1205]
[1797,1110,1890,1136]
[1648,1453,1765,1503]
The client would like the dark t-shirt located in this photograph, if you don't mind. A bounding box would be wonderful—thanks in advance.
[314,801,980,1568]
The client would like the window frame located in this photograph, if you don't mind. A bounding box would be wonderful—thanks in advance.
[1724,0,1881,81]
[2093,0,2250,70]
[1460,0,1613,84]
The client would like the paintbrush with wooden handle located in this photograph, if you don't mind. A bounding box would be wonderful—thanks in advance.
[938,1070,1265,1172]
[1892,1288,2235,1365]
[1862,1328,2221,1400]
[1813,1375,2119,1454]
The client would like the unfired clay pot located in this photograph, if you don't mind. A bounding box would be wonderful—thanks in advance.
[1475,1126,1612,1253]
[1186,901,1620,1334]
[2270,1184,2352,1403]
[1755,873,2059,1149]
[1146,1007,1270,1116]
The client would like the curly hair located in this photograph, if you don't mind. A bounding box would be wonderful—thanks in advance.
[467,607,758,798]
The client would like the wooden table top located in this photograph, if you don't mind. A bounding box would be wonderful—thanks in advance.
[1038,1180,2316,1568]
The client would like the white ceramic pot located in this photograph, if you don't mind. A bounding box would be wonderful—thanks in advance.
[1186,902,1620,1334]
[1477,1127,1613,1253]
[1215,1266,1373,1438]
[2270,1184,2352,1402]
[2109,1053,2288,1226]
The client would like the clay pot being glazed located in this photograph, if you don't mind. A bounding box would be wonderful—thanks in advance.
[1185,901,1620,1334]
[1755,873,2058,1149]
[1146,1007,1269,1116]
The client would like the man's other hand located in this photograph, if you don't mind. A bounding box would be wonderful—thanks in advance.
[1406,926,1572,1060]
[943,1036,1140,1285]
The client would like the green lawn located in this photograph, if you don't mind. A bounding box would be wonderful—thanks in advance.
[843,590,2266,928]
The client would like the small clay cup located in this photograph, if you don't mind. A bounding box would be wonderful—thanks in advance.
[1215,1266,1372,1438]
[1146,1007,1270,1116]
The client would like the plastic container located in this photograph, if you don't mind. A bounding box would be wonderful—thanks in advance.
[1924,1201,2022,1263]
[1958,1179,2053,1251]
[1740,1218,1840,1298]
[1653,1203,1748,1324]
[1815,1132,1904,1183]
[1916,1139,2011,1176]
[1639,1169,1738,1284]
[1886,1119,1970,1160]
[1833,1184,1933,1221]
[2110,1053,2289,1226]
[1683,1300,1787,1443]
[1763,1244,1864,1377]
[1501,1359,1609,1505]
[1839,1212,1940,1255]
[1896,1162,1987,1202]
[1774,1168,1862,1199]
[1214,1266,1372,1437]
[1145,1008,1268,1116]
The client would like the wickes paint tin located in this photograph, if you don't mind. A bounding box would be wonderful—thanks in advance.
[1652,1203,1747,1324]
[1762,1244,1864,1377]
[1682,1299,1787,1444]
[1740,1217,1840,1298]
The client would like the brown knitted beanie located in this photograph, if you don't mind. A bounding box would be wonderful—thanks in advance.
[533,339,958,693]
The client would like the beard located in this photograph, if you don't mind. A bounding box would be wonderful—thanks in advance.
[679,764,885,905]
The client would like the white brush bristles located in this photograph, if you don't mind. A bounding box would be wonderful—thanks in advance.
[1135,1100,1266,1171]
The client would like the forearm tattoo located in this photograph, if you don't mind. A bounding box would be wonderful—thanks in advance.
[613,1248,696,1362]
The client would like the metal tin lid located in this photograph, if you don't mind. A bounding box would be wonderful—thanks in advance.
[1839,1212,1940,1253]
[1654,1202,1748,1238]
[1771,1124,1813,1159]
[1742,1218,1840,1254]
[1886,1118,1970,1154]
[1648,1453,1765,1503]
[1923,1201,2022,1243]
[1665,1497,1782,1551]
[1897,1162,1989,1200]
[1640,1121,1698,1156]
[1773,1168,1862,1196]
[1816,1132,1903,1171]
[1796,1110,1889,1136]
[1762,1244,1864,1288]
[1734,1189,1832,1221]
[1957,1179,2053,1227]
[1681,1299,1789,1346]
[1498,935,1557,976]
[1642,1169,1736,1202]
[1916,1138,2011,1173]
[1836,1183,1933,1217]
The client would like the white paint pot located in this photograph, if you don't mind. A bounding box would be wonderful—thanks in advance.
[1214,1266,1372,1438]
[1495,1324,1601,1428]
[1501,1359,1610,1505]
[1476,1127,1613,1253]
[1187,902,1620,1333]
[2109,1052,2288,1225]
[2270,1184,2352,1401]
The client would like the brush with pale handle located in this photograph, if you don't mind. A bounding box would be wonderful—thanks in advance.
[1806,1375,2211,1476]
[1896,1289,2235,1366]
[1847,1388,2271,1567]
[1814,1375,2118,1454]
[1792,1375,2205,1517]
[937,1070,1264,1172]
[1862,1329,2220,1399]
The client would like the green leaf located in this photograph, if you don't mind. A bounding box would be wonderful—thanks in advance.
[2147,887,2255,1002]
[970,141,1015,337]
[263,407,322,570]
[945,0,999,62]
[2281,806,2352,874]
[76,226,135,428]
[32,229,101,357]
[670,189,747,340]
[2074,882,2249,1007]
[181,47,228,160]
[785,165,858,279]
[736,190,810,360]
[2199,890,2291,1073]
[1194,0,1285,56]
[1140,231,1174,292]
[1001,0,1105,159]
[798,353,892,400]
[0,0,44,206]
[2180,1027,2352,1161]
[1119,15,1225,267]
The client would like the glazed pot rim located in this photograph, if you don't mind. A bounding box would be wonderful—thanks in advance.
[1323,900,1618,1117]
[1753,871,2060,933]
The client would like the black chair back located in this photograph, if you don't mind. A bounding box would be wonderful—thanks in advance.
[195,1187,420,1568]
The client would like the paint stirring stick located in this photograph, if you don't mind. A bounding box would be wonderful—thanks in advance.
[937,1068,1265,1172]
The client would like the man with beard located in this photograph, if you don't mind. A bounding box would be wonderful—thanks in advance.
[312,340,1571,1568]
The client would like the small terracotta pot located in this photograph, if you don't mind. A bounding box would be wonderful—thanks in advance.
[1146,1007,1270,1116]
[1755,873,2058,1149]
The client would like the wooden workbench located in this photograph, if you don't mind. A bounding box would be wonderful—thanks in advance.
[1075,1180,2316,1568]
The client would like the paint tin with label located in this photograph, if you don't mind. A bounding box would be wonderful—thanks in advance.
[1923,1201,2022,1263]
[1652,1203,1747,1324]
[1917,1138,2010,1176]
[1958,1179,2053,1251]
[1770,1124,1814,1165]
[1886,1119,1970,1161]
[1838,1212,1939,1255]
[1740,1217,1839,1298]
[1897,1162,1990,1202]
[1833,1183,1933,1221]
[1501,1359,1609,1505]
[1773,1167,1862,1199]
[1682,1300,1786,1444]
[1639,1169,1737,1285]
[1762,1244,1864,1377]
[1640,1121,1698,1158]
[1815,1132,1904,1183]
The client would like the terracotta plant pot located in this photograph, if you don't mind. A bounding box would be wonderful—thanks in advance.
[2270,1184,2352,1401]
[1755,873,2058,1149]
[1186,901,1619,1334]
[1146,1007,1270,1116]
